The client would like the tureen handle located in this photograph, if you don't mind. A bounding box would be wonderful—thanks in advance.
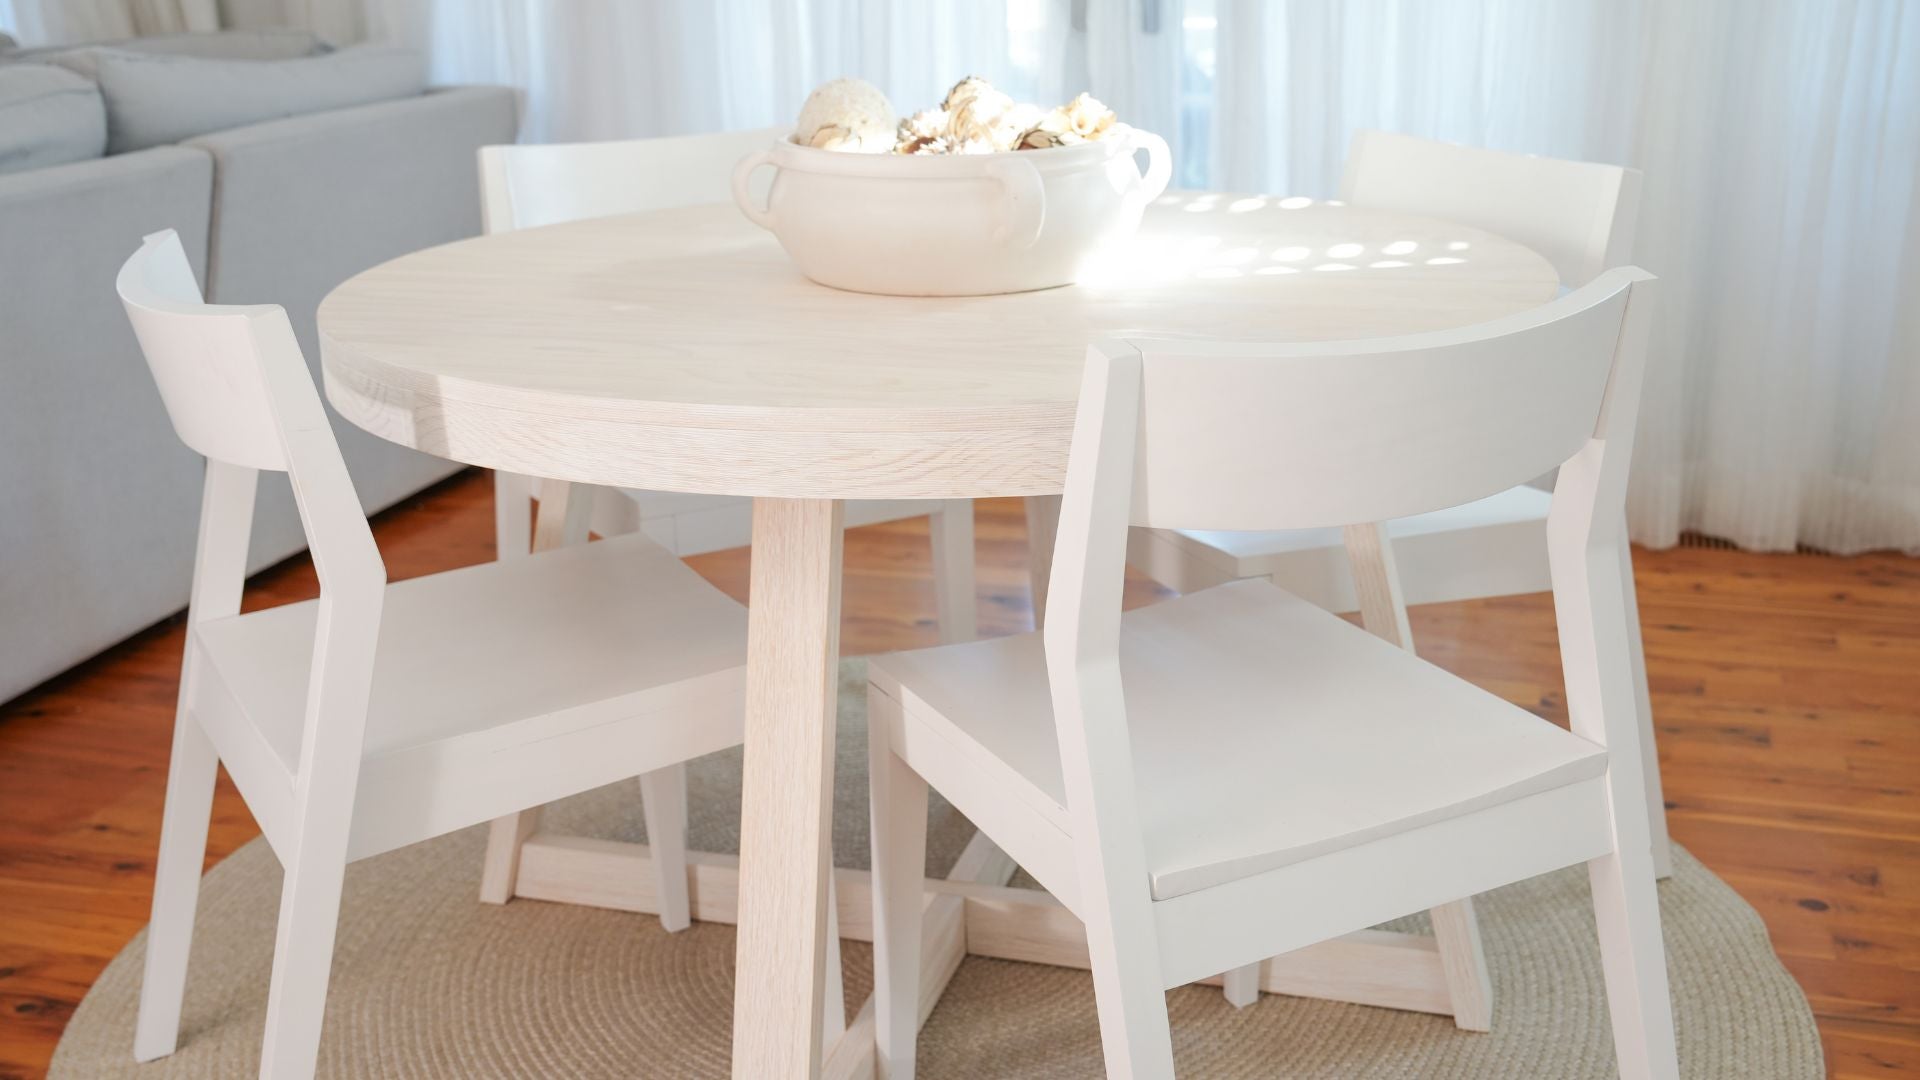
[731,149,779,231]
[985,155,1046,250]
[1126,129,1173,204]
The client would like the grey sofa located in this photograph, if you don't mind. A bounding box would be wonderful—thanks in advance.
[0,32,518,702]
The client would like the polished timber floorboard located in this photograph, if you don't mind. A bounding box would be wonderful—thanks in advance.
[1,469,1915,1079]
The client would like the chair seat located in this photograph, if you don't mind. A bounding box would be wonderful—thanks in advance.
[194,531,747,776]
[868,579,1606,901]
[1128,484,1552,607]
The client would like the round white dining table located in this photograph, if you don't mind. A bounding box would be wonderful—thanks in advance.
[318,193,1559,1079]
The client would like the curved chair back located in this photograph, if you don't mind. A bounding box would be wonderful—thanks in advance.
[1342,130,1641,287]
[1123,269,1654,533]
[116,231,292,472]
[117,229,383,597]
[479,127,783,234]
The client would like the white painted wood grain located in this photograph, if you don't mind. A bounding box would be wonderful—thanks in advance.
[508,837,1459,1018]
[317,201,1558,501]
[731,499,844,1080]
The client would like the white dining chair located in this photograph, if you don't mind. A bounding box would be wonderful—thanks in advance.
[120,230,752,1080]
[1114,130,1671,884]
[1031,131,1655,1016]
[473,129,981,919]
[869,269,1676,1079]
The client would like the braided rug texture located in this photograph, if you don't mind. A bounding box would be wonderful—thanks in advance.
[54,664,1822,1078]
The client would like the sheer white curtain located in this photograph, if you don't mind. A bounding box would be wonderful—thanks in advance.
[1208,0,1644,194]
[365,0,1095,144]
[1627,1,1920,554]
[1208,0,1920,554]
[383,0,1918,554]
[0,0,215,44]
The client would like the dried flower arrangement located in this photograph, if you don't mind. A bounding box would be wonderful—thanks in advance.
[792,76,1118,156]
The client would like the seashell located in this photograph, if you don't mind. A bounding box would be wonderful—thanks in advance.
[793,77,896,153]
[947,87,1015,146]
[941,74,995,112]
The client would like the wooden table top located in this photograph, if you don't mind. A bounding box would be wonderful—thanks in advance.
[318,194,1558,500]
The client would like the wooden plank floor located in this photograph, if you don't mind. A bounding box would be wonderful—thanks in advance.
[1,468,1914,1079]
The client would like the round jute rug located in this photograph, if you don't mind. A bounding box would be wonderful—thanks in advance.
[55,664,1821,1078]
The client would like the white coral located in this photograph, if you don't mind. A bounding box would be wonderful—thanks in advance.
[1060,92,1116,140]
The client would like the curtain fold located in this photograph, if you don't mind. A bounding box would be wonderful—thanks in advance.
[1209,0,1646,200]
[282,0,360,44]
[0,0,215,44]
[370,0,1032,143]
[1622,0,1919,553]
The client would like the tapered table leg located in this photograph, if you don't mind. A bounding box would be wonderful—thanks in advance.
[1024,494,1062,628]
[731,498,845,1079]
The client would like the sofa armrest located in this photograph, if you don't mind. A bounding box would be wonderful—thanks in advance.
[0,146,215,703]
[0,142,210,223]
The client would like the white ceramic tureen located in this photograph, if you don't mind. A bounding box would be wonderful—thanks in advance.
[731,78,1171,297]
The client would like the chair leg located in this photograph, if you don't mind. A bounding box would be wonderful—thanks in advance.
[1340,522,1496,1030]
[1083,903,1177,1079]
[133,711,220,1061]
[1431,897,1494,1031]
[1553,524,1680,1080]
[928,500,978,644]
[1219,962,1260,1008]
[1619,539,1674,879]
[1023,495,1062,629]
[477,810,539,903]
[1588,840,1680,1079]
[537,481,596,549]
[257,823,354,1080]
[870,709,929,1080]
[492,470,534,560]
[638,764,691,932]
[823,855,847,1048]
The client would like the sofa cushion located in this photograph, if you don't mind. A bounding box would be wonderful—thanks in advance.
[112,27,326,59]
[88,43,426,153]
[35,28,329,80]
[0,64,107,174]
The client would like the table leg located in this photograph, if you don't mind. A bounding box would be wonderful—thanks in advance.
[478,481,596,903]
[1023,495,1062,629]
[732,498,845,1080]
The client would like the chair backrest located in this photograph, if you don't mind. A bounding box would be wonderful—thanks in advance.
[1125,269,1653,533]
[117,229,384,602]
[1341,130,1641,287]
[1041,270,1656,908]
[478,127,783,234]
[116,231,290,472]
